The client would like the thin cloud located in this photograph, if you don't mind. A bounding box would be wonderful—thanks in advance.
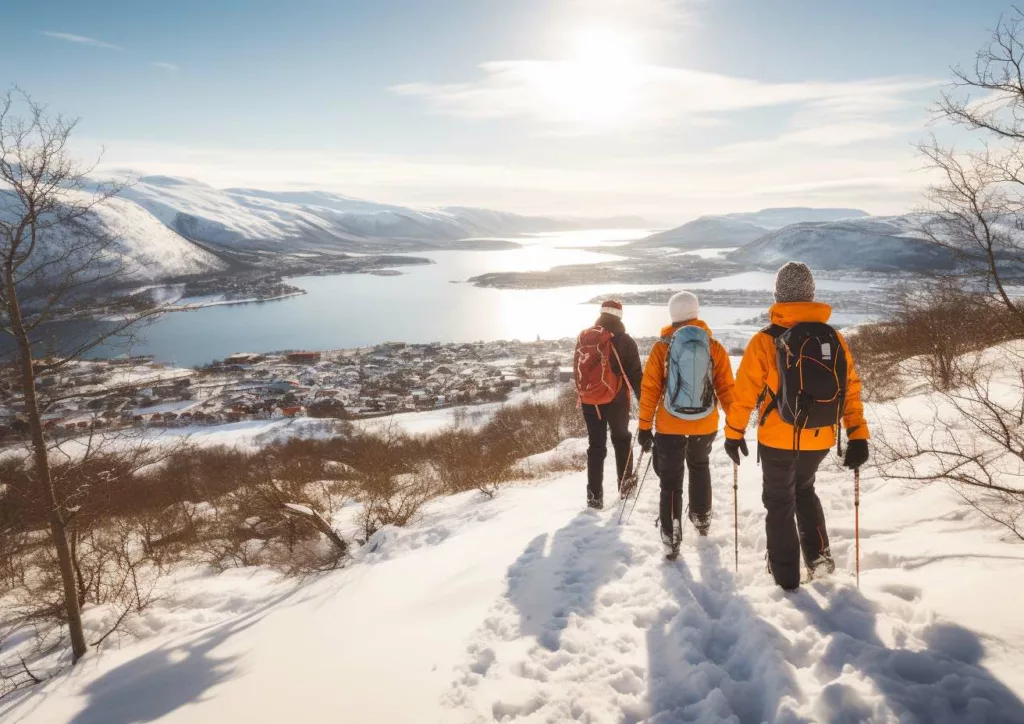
[152,62,179,71]
[41,31,121,50]
[393,60,940,135]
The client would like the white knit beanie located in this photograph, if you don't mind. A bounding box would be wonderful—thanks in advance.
[668,291,699,323]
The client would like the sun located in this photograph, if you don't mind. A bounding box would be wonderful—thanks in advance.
[539,26,643,128]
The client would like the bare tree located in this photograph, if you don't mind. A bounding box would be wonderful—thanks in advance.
[919,8,1024,335]
[876,346,1024,540]
[0,89,161,663]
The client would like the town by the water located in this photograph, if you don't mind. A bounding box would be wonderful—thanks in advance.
[0,338,636,440]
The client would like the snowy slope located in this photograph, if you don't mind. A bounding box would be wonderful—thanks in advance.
[4,368,1024,722]
[120,177,371,251]
[85,195,227,281]
[0,188,225,286]
[730,215,959,272]
[636,207,869,250]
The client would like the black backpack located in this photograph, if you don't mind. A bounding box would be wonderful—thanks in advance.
[759,322,848,450]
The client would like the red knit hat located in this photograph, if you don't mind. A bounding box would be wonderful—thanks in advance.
[600,299,623,319]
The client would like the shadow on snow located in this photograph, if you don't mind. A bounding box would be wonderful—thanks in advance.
[64,589,297,724]
[791,582,1024,724]
[505,509,626,652]
[646,537,1024,723]
[647,541,811,723]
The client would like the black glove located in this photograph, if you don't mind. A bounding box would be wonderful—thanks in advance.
[724,438,748,466]
[638,428,654,452]
[843,439,869,469]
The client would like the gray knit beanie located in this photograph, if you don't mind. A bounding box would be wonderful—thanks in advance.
[774,262,815,303]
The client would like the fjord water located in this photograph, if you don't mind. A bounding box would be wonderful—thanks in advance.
[92,230,872,366]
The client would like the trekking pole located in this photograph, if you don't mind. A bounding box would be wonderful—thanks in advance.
[617,427,639,495]
[617,447,644,522]
[733,462,739,573]
[854,467,861,589]
[621,454,653,526]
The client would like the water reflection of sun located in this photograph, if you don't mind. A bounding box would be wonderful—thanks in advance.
[493,289,600,342]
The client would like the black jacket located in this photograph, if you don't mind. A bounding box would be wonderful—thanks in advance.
[595,312,643,401]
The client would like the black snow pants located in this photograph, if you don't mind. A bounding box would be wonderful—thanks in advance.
[655,432,716,539]
[582,388,633,504]
[760,445,831,590]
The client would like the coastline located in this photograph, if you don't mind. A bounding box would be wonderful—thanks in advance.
[167,289,308,311]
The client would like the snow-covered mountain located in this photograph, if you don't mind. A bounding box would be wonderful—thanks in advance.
[636,207,869,250]
[1,189,225,287]
[117,176,651,255]
[85,195,228,281]
[637,216,771,249]
[729,214,959,272]
[724,207,869,229]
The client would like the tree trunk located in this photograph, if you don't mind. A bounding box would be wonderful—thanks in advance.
[3,266,88,662]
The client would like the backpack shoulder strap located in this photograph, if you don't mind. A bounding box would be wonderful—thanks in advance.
[755,325,786,425]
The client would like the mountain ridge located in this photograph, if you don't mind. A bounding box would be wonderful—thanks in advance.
[634,207,870,250]
[728,214,958,271]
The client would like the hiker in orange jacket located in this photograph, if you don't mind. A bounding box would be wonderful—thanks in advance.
[637,291,735,554]
[724,262,870,590]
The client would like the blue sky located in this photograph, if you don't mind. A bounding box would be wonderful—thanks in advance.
[1,0,1011,220]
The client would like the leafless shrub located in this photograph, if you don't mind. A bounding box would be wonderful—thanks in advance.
[423,387,584,498]
[851,279,1020,399]
[876,345,1024,540]
[358,470,441,541]
[555,385,588,438]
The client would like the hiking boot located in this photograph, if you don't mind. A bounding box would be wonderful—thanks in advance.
[766,552,800,591]
[619,473,637,500]
[689,510,712,537]
[587,496,603,511]
[808,550,836,579]
[661,519,682,560]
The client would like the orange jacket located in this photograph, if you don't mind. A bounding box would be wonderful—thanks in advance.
[639,320,736,436]
[724,302,870,451]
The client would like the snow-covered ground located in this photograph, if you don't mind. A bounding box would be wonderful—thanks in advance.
[4,433,1024,722]
[4,363,1024,722]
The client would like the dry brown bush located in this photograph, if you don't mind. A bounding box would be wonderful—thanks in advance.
[850,280,1022,400]
[2,385,590,698]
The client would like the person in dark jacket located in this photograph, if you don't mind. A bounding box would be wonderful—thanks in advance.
[579,300,643,510]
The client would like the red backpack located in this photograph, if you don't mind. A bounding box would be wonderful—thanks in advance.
[574,326,623,406]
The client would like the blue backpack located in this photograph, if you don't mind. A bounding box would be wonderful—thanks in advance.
[662,325,716,420]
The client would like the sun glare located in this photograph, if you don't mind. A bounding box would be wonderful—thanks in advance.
[541,26,643,128]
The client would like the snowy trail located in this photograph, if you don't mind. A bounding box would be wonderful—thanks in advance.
[5,443,1024,723]
[442,452,1024,723]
